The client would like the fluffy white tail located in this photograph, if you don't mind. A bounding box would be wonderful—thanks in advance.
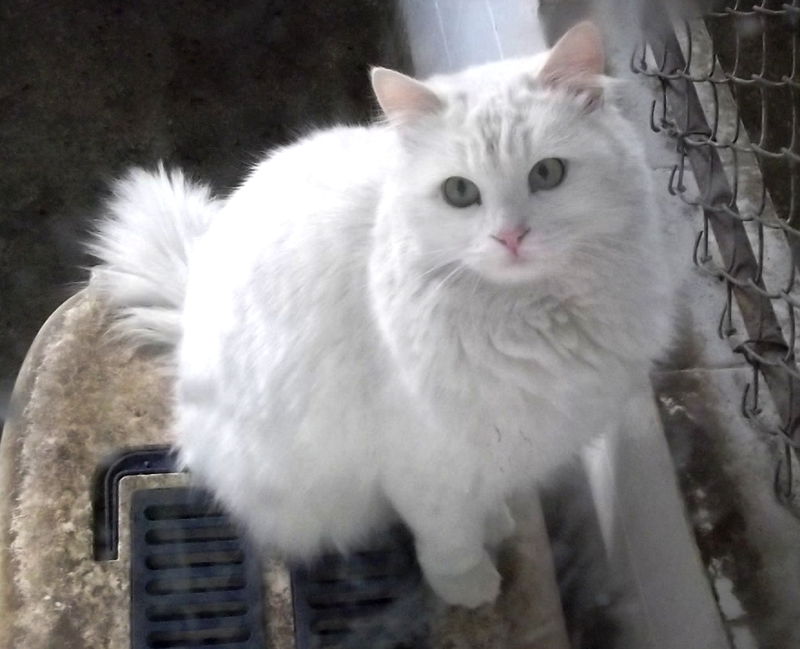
[89,166,220,347]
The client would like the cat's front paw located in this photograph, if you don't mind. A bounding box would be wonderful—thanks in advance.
[485,503,516,548]
[425,554,501,608]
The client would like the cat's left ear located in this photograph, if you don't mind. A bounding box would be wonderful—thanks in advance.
[371,68,444,122]
[539,21,606,110]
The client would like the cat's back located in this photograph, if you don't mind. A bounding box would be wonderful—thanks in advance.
[181,124,393,393]
[190,123,392,299]
[227,124,392,231]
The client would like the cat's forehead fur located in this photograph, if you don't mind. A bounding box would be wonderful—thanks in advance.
[412,56,605,167]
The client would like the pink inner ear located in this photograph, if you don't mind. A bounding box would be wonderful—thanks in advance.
[371,68,443,121]
[539,21,605,89]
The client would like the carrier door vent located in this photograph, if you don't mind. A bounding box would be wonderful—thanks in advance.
[131,487,265,649]
[291,526,429,649]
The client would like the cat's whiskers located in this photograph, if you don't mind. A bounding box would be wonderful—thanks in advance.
[416,246,463,266]
[412,245,466,283]
[353,253,461,294]
[419,245,464,255]
[426,262,467,301]
[468,271,483,327]
[416,259,460,283]
[352,249,463,293]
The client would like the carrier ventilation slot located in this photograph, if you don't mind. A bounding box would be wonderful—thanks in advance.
[131,487,265,649]
[291,526,429,649]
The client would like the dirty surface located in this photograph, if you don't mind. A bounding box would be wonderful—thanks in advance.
[0,292,174,648]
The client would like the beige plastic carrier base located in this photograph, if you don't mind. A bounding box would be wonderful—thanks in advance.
[0,288,569,649]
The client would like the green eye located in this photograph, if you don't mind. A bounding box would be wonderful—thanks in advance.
[528,158,566,192]
[442,176,481,208]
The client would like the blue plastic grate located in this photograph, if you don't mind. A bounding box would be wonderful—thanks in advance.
[290,526,429,649]
[130,487,266,649]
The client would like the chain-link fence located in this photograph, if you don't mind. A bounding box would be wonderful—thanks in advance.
[635,0,800,513]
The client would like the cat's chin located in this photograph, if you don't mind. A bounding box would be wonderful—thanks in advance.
[472,258,544,285]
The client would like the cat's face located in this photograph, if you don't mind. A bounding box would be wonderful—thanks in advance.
[373,22,648,287]
[383,91,645,285]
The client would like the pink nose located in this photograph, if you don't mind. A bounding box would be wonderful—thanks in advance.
[491,227,530,256]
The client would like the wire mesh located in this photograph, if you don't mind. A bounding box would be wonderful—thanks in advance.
[633,1,800,509]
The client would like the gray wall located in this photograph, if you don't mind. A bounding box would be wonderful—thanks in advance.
[0,0,410,423]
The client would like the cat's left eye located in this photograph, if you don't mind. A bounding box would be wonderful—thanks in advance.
[528,158,566,193]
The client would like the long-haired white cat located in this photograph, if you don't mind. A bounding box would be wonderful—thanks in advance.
[90,22,674,608]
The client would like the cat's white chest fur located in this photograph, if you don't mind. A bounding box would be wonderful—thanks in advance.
[370,253,639,488]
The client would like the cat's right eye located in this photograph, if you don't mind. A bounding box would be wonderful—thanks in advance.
[442,176,481,208]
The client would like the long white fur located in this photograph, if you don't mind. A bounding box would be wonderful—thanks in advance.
[89,165,220,345]
[89,25,674,608]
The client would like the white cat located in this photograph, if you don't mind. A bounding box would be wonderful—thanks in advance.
[90,22,674,608]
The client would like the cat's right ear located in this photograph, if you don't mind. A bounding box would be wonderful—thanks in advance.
[539,21,606,110]
[371,68,443,122]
